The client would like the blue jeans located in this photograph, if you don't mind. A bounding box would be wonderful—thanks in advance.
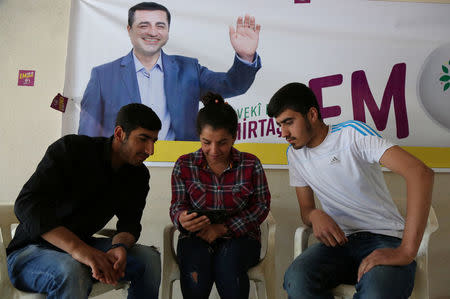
[284,232,416,299]
[7,238,161,299]
[177,236,261,299]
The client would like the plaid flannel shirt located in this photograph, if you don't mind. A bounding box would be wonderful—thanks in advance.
[170,147,271,241]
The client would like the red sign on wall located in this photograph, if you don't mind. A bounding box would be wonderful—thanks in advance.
[18,70,35,86]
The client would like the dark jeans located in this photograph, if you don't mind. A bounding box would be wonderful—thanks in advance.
[177,236,261,299]
[284,232,416,299]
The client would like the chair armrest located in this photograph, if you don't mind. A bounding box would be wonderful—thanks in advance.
[417,206,439,257]
[0,204,17,246]
[426,206,439,234]
[95,228,117,238]
[294,225,313,259]
[264,212,276,262]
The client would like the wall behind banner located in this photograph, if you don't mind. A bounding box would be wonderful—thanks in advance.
[0,1,68,204]
[62,0,450,167]
[1,0,449,298]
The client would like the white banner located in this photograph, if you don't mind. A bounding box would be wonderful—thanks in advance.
[63,0,450,147]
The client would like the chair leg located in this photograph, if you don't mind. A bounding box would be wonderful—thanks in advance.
[161,279,173,299]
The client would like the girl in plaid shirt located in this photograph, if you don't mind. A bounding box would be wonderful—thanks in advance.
[170,92,271,299]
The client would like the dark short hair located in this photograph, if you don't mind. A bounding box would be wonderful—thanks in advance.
[196,92,238,138]
[128,2,171,27]
[267,82,322,120]
[115,103,162,136]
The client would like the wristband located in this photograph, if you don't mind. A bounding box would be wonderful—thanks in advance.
[110,243,128,251]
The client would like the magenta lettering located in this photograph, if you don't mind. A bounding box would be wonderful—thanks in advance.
[351,63,409,138]
[258,118,267,136]
[248,121,258,138]
[309,74,343,119]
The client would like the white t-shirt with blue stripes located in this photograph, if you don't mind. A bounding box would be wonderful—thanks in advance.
[288,120,405,238]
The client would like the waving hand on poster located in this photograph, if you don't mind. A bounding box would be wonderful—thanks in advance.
[77,3,262,142]
[229,15,261,63]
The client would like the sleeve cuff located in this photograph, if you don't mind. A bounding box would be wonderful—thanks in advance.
[235,53,259,67]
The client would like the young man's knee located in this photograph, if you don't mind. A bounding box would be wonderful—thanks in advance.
[285,255,312,281]
[128,244,161,282]
[283,260,312,296]
[356,264,416,298]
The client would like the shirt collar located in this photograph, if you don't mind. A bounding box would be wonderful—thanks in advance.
[132,51,163,73]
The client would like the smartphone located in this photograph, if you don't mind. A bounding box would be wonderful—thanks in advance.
[187,209,228,224]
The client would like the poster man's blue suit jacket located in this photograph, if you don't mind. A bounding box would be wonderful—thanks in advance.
[78,50,261,141]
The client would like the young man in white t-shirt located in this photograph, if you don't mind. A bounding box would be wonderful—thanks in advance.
[267,82,434,298]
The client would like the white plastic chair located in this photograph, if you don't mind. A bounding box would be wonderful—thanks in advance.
[162,212,276,299]
[0,204,129,298]
[294,205,439,299]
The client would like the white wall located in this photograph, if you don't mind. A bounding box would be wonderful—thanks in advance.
[0,0,449,298]
[0,0,67,201]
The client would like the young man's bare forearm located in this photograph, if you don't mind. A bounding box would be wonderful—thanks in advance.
[400,163,434,258]
[41,226,90,255]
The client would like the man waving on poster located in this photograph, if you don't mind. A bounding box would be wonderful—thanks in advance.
[79,2,261,141]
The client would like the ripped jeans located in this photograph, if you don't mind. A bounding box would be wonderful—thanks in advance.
[177,235,260,299]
